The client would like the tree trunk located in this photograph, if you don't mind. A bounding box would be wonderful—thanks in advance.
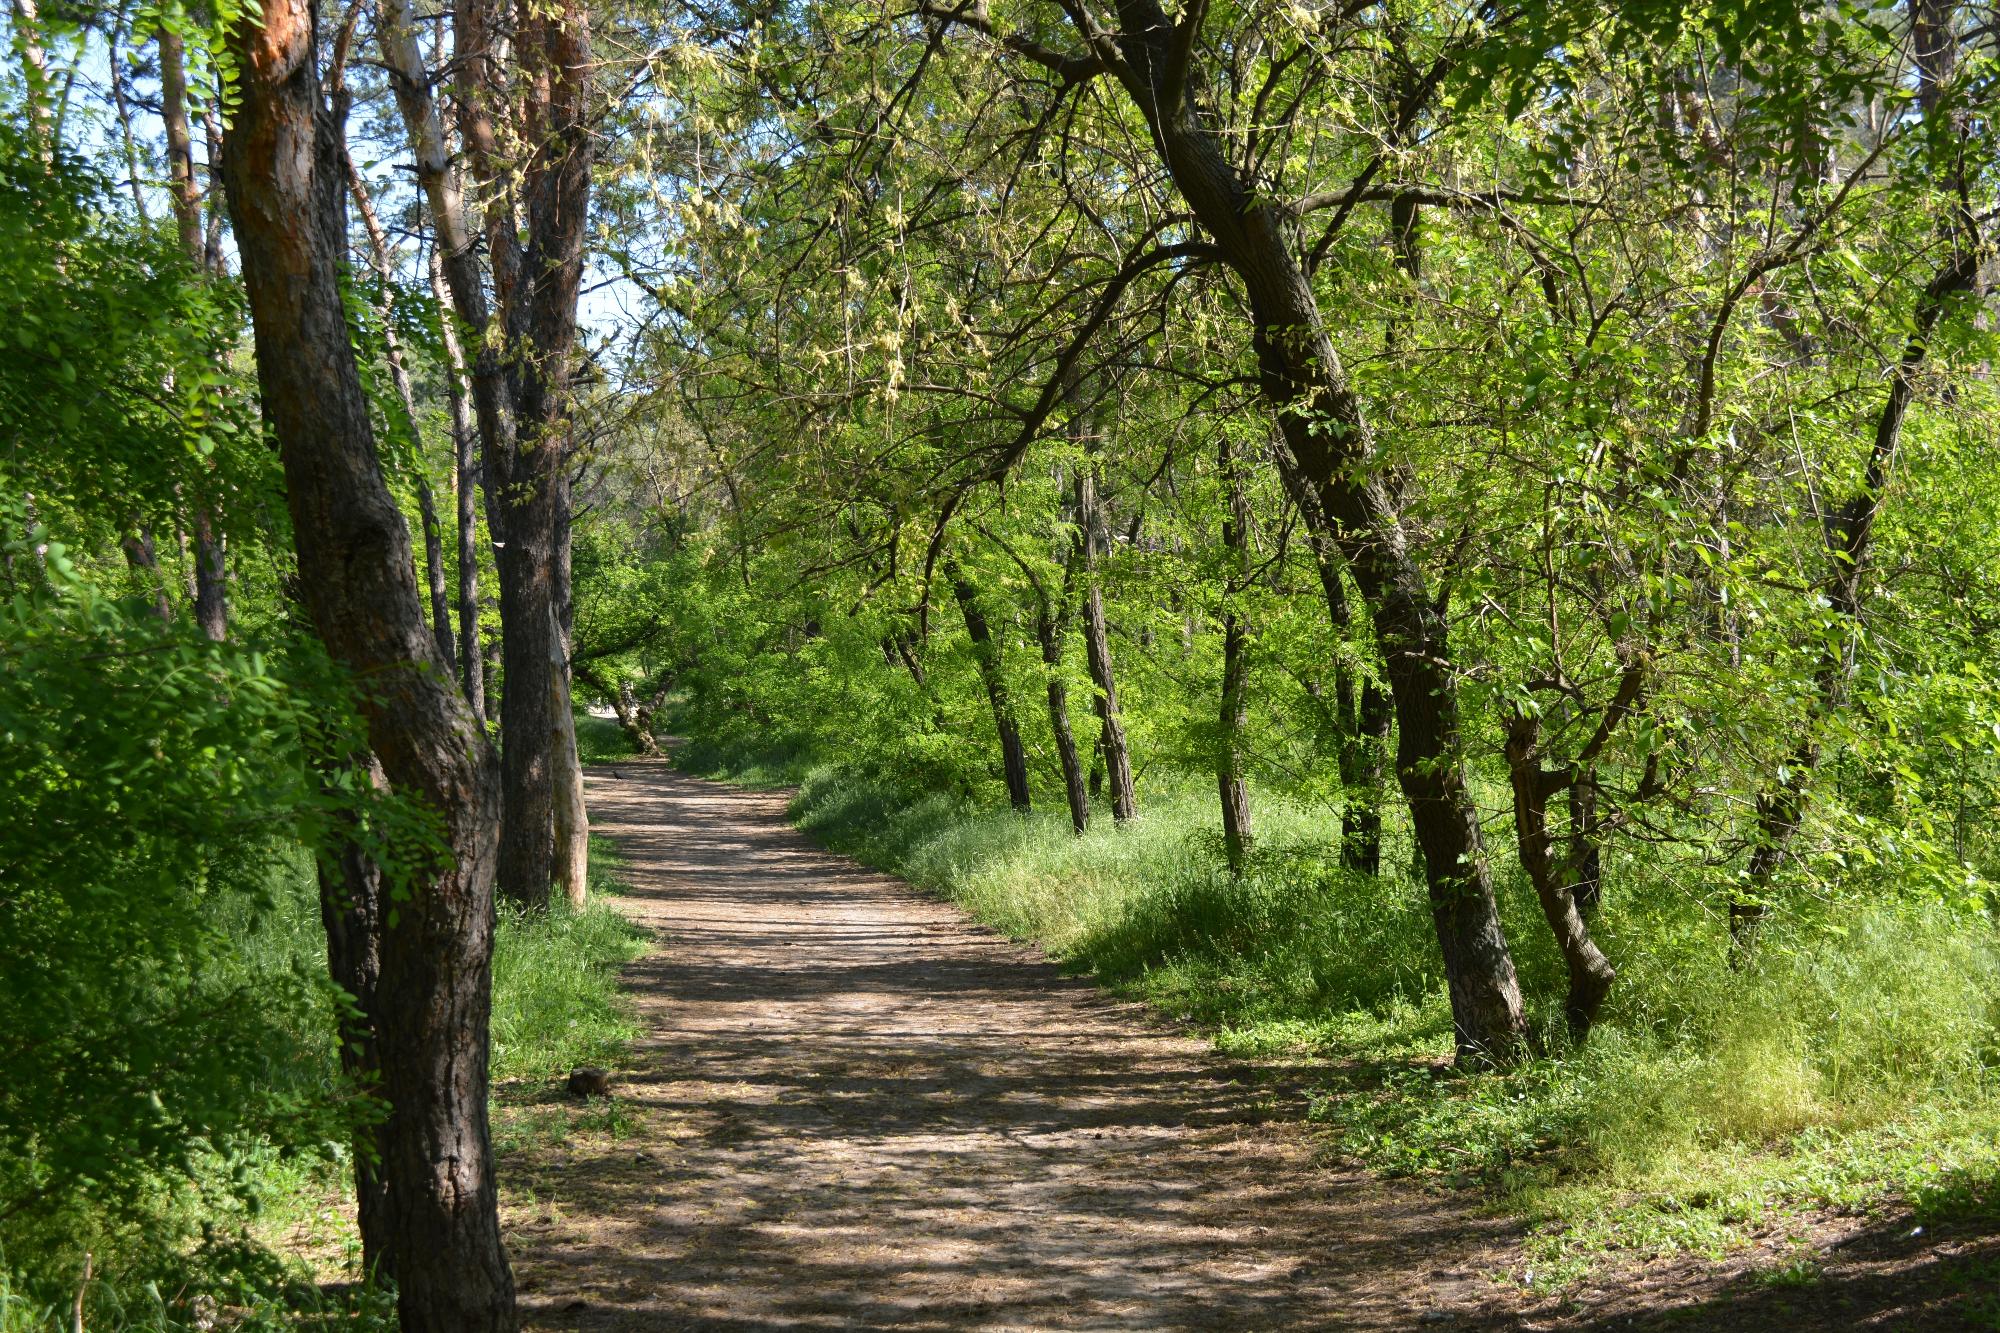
[342,149,456,674]
[1076,469,1137,820]
[550,474,588,897]
[376,0,593,910]
[161,26,230,643]
[949,559,1032,811]
[308,749,393,1282]
[429,244,485,719]
[1216,433,1253,877]
[1732,5,1980,954]
[482,615,502,723]
[1505,712,1615,1041]
[1039,620,1090,834]
[218,5,515,1325]
[1085,0,1528,1061]
[550,608,589,908]
[1341,682,1390,875]
[190,511,227,641]
[1277,452,1388,876]
[120,525,173,622]
[616,678,664,755]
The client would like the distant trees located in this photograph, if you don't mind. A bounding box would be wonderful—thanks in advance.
[627,0,1998,1066]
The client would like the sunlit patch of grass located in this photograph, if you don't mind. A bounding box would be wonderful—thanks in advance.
[574,711,635,765]
[489,837,649,1084]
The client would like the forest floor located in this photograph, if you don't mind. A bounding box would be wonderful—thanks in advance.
[497,756,2000,1331]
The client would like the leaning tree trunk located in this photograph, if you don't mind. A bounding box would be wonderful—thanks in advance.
[1505,711,1615,1041]
[1216,433,1253,878]
[219,5,515,1326]
[1076,468,1137,821]
[1087,0,1529,1061]
[949,559,1033,811]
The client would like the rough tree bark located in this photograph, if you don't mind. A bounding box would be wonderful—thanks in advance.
[948,558,1033,811]
[994,0,1531,1062]
[218,1,514,1323]
[377,0,594,907]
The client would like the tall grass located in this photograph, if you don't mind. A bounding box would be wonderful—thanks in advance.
[774,757,2000,1274]
[490,837,649,1081]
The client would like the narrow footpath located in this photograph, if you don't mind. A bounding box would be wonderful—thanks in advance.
[503,757,1520,1330]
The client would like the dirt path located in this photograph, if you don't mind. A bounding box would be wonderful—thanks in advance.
[502,757,1536,1330]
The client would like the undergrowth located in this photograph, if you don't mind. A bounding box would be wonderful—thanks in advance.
[683,735,2000,1283]
[490,836,649,1082]
[1,838,646,1330]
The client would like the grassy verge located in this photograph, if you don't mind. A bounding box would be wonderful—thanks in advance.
[490,835,649,1082]
[679,737,2000,1286]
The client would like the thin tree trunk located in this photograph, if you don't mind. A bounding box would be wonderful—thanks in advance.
[9,0,51,152]
[1075,469,1137,820]
[381,0,591,909]
[218,6,515,1325]
[342,148,457,673]
[1039,619,1089,835]
[1732,4,1980,954]
[949,559,1032,811]
[1217,433,1252,877]
[550,607,588,908]
[1505,712,1615,1041]
[1279,452,1390,876]
[482,616,502,723]
[305,744,393,1281]
[190,511,227,641]
[120,525,173,622]
[160,26,229,642]
[1343,682,1390,875]
[550,472,588,895]
[428,244,486,718]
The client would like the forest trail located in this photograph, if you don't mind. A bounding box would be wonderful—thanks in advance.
[503,756,1528,1330]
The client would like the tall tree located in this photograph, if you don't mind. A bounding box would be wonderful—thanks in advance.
[218,0,515,1322]
[377,0,594,908]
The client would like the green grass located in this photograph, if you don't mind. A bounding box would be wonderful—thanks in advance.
[490,836,650,1082]
[685,738,2000,1283]
[574,710,635,764]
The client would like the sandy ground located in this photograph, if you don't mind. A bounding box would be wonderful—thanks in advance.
[501,757,1999,1332]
